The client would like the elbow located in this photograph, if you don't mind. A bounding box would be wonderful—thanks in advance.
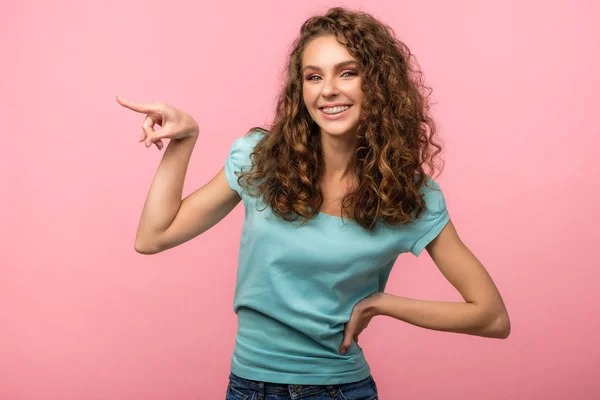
[489,312,511,339]
[134,237,162,255]
[499,314,511,339]
[475,306,511,339]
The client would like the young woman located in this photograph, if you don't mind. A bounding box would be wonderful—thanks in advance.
[117,7,510,400]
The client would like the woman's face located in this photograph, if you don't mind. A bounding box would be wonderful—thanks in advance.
[301,35,364,139]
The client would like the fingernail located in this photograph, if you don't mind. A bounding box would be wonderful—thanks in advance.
[340,348,346,355]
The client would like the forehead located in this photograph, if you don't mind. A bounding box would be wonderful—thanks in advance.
[302,35,357,67]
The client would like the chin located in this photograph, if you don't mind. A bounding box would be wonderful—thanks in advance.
[318,122,360,137]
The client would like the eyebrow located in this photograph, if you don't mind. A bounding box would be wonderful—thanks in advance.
[302,60,358,72]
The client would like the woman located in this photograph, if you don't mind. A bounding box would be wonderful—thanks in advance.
[117,7,510,400]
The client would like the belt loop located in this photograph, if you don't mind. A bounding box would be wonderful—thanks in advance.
[327,384,338,398]
[257,381,265,400]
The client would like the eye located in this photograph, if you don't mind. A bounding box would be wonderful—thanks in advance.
[304,70,357,81]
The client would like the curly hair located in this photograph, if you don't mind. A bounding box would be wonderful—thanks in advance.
[237,7,443,230]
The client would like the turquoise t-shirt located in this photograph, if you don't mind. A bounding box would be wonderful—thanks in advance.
[224,130,450,385]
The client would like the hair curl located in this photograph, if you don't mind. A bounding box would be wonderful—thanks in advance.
[238,7,443,230]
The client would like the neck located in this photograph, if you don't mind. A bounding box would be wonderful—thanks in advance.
[320,131,357,182]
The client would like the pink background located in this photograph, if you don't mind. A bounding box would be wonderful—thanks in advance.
[2,0,599,399]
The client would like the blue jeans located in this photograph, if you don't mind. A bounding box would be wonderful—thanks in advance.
[225,372,378,400]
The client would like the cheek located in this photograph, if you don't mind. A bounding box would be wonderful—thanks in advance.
[353,80,365,105]
[354,93,365,111]
[303,86,316,103]
[354,87,365,103]
[302,89,317,119]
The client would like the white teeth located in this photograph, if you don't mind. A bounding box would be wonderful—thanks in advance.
[322,105,350,114]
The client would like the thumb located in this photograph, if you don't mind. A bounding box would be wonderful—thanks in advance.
[340,322,355,355]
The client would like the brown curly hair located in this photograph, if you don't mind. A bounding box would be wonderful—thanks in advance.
[237,7,443,230]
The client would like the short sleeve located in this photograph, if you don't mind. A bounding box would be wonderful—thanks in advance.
[409,177,450,257]
[224,130,265,196]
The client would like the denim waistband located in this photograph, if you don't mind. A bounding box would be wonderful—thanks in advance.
[228,372,342,397]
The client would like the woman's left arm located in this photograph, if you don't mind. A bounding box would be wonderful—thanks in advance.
[374,220,510,339]
[341,219,511,353]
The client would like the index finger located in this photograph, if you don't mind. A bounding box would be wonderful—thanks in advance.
[116,95,160,114]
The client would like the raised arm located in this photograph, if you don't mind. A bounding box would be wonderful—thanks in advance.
[134,137,241,254]
[116,96,241,255]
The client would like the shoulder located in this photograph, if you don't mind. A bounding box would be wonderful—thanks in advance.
[227,128,267,165]
[232,128,267,151]
[415,174,446,210]
[225,128,268,194]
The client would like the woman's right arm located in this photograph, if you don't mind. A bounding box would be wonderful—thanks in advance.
[115,96,241,255]
[134,135,241,255]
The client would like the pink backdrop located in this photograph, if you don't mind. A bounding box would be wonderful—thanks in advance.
[2,0,599,398]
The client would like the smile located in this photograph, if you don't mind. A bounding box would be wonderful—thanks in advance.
[322,105,350,114]
[319,105,352,119]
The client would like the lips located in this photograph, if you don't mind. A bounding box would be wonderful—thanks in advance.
[319,104,351,109]
[319,105,353,120]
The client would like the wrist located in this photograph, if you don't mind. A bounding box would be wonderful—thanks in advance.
[366,292,388,317]
[175,131,199,143]
[371,292,392,315]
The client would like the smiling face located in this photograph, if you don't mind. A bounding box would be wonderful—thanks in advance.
[301,35,364,139]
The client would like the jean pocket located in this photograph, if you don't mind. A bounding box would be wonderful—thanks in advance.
[337,375,378,400]
[226,381,252,400]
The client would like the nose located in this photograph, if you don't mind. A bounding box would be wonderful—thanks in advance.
[321,77,339,97]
